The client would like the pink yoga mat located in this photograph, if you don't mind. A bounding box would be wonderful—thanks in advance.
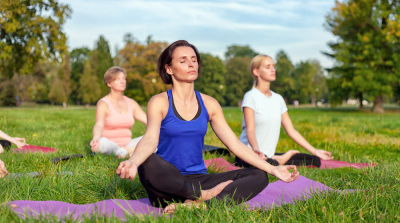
[313,160,376,169]
[13,145,57,153]
[8,176,338,221]
[205,158,376,170]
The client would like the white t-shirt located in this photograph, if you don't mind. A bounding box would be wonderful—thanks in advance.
[239,88,288,158]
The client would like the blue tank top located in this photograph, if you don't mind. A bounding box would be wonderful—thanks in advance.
[157,90,209,175]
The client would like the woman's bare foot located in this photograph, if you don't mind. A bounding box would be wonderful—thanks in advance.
[272,150,300,165]
[163,200,206,214]
[200,180,233,201]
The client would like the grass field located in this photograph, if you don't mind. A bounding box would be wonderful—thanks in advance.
[0,106,399,222]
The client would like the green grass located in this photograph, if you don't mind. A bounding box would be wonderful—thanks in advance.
[0,106,399,222]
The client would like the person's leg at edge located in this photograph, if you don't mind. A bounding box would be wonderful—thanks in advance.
[138,154,232,208]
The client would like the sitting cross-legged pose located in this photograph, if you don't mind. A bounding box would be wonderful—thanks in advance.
[116,40,299,213]
[235,55,333,168]
[90,66,147,157]
[0,130,26,154]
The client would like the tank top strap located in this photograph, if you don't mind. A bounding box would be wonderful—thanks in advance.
[194,90,209,120]
[99,97,114,114]
[167,89,173,109]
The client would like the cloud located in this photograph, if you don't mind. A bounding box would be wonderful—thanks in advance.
[64,0,336,67]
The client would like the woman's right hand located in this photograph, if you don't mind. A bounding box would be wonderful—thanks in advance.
[90,139,99,152]
[270,165,299,183]
[116,160,138,181]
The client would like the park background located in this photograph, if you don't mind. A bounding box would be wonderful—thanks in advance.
[1,0,400,222]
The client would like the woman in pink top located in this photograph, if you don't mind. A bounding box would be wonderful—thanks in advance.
[90,66,147,157]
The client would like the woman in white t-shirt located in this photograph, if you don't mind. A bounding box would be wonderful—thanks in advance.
[235,55,333,168]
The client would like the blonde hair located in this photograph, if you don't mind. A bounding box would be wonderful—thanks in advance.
[250,55,272,87]
[104,66,127,85]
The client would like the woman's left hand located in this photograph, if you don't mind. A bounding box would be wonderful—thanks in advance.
[314,149,334,160]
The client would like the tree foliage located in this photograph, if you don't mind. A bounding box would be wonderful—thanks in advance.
[195,53,226,104]
[118,39,169,105]
[224,57,253,106]
[325,0,400,112]
[0,0,71,78]
[79,60,101,105]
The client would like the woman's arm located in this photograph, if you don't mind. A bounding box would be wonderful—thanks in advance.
[0,130,26,148]
[90,101,108,152]
[243,107,265,159]
[281,112,333,160]
[116,93,167,181]
[204,95,299,182]
[131,99,147,125]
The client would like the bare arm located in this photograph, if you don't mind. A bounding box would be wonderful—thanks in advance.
[243,107,266,159]
[131,99,147,125]
[116,93,167,180]
[281,112,333,160]
[204,95,299,182]
[0,130,26,148]
[90,101,108,152]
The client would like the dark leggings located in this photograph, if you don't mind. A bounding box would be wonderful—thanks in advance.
[0,140,11,150]
[138,154,269,208]
[235,153,321,168]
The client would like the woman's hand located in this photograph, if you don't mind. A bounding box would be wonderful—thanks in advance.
[0,160,8,178]
[314,149,334,161]
[270,165,299,183]
[90,139,99,152]
[116,160,138,181]
[12,137,26,148]
[254,150,267,160]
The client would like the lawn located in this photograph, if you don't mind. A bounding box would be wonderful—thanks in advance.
[0,106,399,222]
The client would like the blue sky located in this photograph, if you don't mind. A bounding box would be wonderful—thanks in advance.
[64,0,337,68]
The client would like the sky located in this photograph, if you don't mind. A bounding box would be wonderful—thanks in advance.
[64,0,337,68]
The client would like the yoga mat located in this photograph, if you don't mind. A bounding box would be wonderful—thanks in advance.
[8,175,338,221]
[318,160,376,169]
[14,145,57,153]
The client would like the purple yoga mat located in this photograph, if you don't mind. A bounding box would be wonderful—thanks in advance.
[9,176,336,220]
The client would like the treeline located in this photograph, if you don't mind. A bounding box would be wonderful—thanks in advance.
[0,34,327,107]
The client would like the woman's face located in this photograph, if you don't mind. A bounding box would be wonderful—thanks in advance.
[108,72,126,91]
[255,57,276,83]
[165,46,198,83]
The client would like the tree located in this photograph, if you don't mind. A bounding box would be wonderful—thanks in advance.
[195,53,226,105]
[79,60,101,106]
[87,35,114,97]
[0,0,71,78]
[325,0,400,113]
[118,39,169,104]
[70,47,91,104]
[292,61,315,104]
[225,45,258,60]
[224,57,253,106]
[274,50,295,103]
[58,52,71,105]
[48,76,66,105]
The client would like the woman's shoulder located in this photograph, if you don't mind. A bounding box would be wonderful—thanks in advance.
[270,91,285,102]
[199,92,219,106]
[148,92,169,106]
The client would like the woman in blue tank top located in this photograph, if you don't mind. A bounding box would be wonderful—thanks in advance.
[116,40,299,213]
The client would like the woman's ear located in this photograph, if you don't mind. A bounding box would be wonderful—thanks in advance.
[253,68,259,77]
[165,64,173,75]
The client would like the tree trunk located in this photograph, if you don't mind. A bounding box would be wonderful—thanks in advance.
[358,92,363,109]
[372,95,384,113]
